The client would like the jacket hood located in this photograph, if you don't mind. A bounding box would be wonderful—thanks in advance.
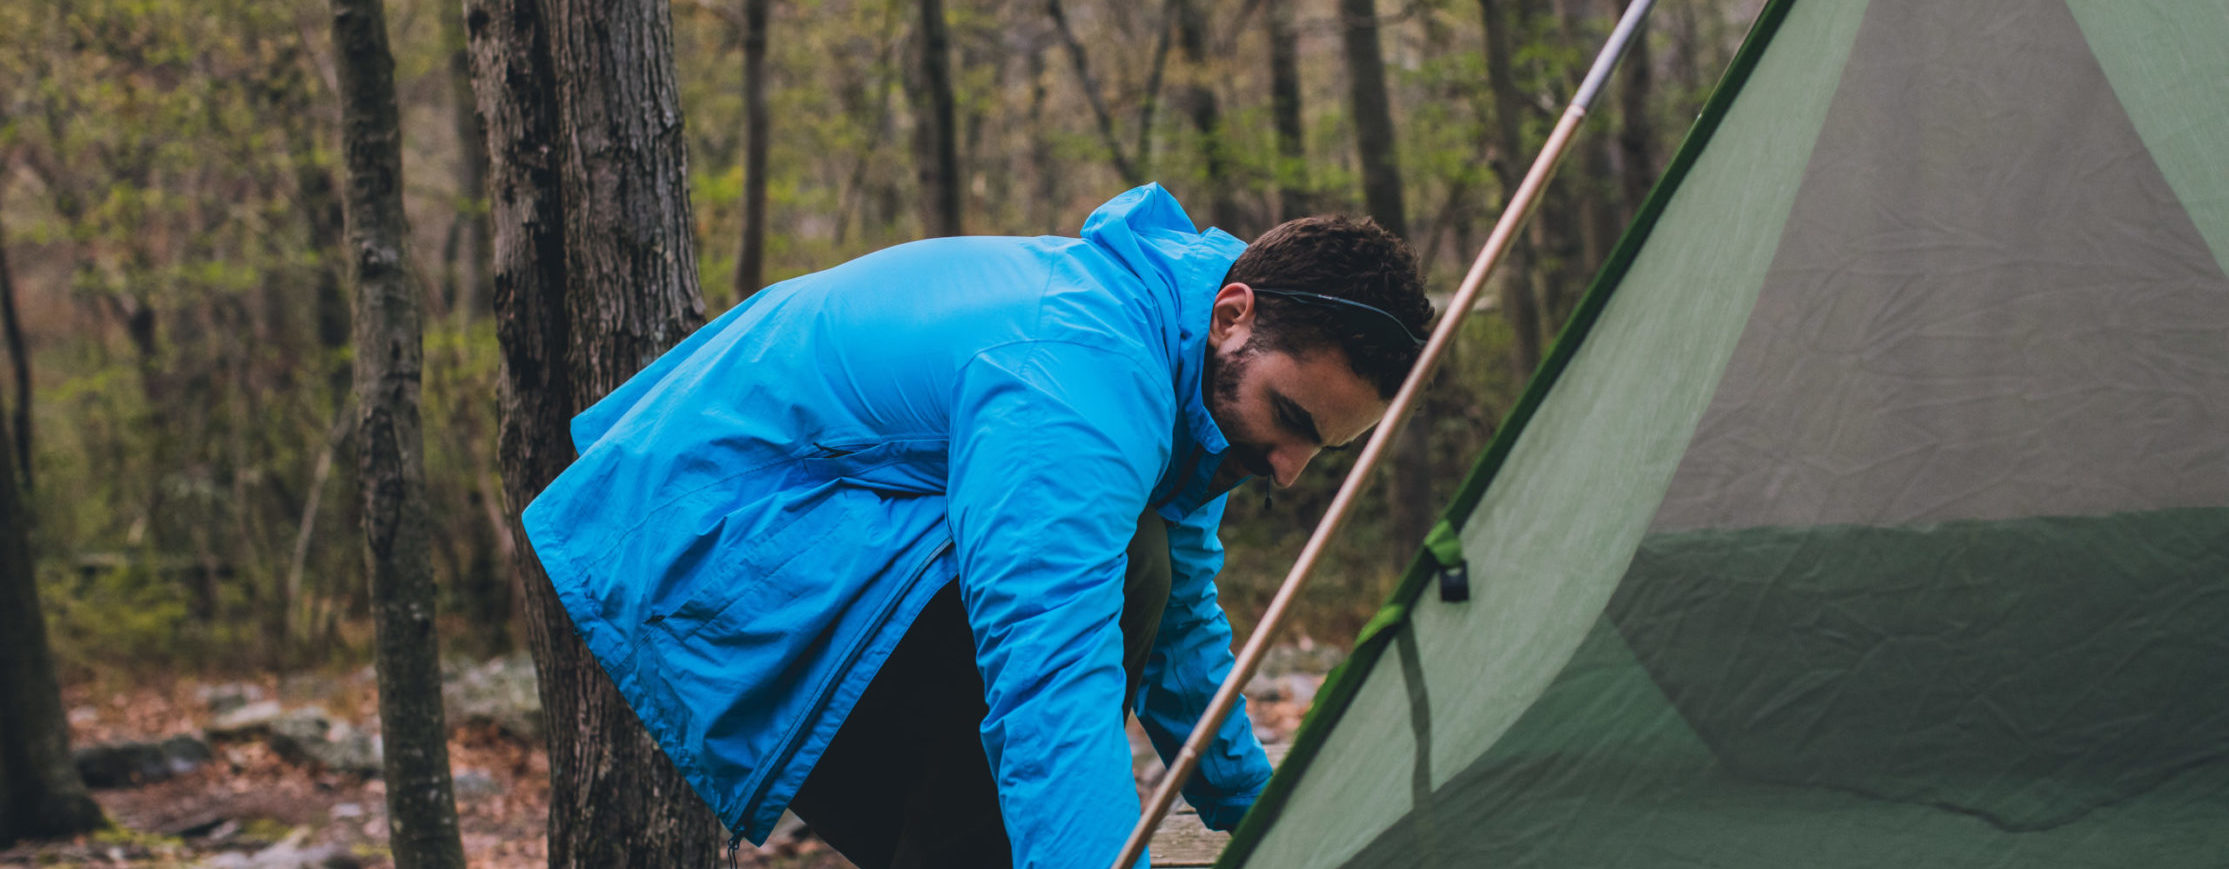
[1080,184,1242,477]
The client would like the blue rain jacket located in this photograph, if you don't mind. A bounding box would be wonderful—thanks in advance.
[522,184,1274,867]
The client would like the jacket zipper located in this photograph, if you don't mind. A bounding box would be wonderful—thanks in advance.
[729,536,957,847]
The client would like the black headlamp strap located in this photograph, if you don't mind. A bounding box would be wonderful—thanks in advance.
[1250,287,1427,348]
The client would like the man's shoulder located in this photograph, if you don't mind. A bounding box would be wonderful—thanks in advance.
[1029,245,1185,377]
[782,230,1186,385]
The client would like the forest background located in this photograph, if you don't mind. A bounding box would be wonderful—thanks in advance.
[0,0,1761,859]
[3,0,1760,679]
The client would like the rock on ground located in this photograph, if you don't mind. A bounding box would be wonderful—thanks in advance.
[266,709,382,777]
[75,735,214,788]
[442,652,542,742]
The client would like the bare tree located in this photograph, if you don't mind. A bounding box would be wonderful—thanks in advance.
[1339,0,1434,555]
[442,0,494,324]
[1265,0,1311,220]
[464,0,726,861]
[0,258,104,852]
[1615,1,1656,215]
[0,197,30,489]
[1481,0,1543,378]
[735,0,773,299]
[1026,46,1062,232]
[262,43,358,661]
[328,0,468,864]
[1339,0,1407,240]
[914,0,963,236]
[1543,1,1614,328]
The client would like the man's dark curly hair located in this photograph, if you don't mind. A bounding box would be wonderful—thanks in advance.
[1223,215,1433,398]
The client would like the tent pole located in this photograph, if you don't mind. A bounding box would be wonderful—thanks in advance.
[1112,0,1660,865]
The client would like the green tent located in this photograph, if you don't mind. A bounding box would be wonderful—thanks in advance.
[1216,0,2229,865]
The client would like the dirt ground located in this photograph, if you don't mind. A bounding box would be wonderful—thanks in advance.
[5,654,1328,868]
[3,672,833,868]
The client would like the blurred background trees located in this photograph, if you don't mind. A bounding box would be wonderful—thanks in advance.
[0,0,1761,679]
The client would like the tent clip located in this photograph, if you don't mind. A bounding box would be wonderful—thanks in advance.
[1437,561,1471,603]
[1424,519,1470,603]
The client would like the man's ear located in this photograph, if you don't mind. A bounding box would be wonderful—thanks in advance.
[1209,282,1255,349]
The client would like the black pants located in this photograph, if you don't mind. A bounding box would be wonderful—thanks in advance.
[787,512,1173,869]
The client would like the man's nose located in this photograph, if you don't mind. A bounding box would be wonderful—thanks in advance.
[1268,445,1316,488]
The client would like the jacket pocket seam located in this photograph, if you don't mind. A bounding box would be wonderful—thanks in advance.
[655,485,872,643]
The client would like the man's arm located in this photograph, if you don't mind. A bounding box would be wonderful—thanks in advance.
[1134,495,1275,831]
[946,340,1172,869]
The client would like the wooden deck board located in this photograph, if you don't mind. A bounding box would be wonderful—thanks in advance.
[1149,806,1229,867]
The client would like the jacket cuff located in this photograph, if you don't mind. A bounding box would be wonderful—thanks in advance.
[1190,774,1269,832]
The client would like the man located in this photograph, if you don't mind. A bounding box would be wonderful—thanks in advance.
[521,184,1432,867]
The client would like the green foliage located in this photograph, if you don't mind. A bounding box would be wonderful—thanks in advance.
[3,0,1761,670]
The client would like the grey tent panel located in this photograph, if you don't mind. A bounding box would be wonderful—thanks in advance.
[1604,1,2229,844]
[1652,0,2229,534]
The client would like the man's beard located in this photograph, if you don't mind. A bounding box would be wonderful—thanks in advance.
[1203,340,1272,491]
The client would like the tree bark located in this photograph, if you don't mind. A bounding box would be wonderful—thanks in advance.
[269,46,356,402]
[1538,0,1612,331]
[0,202,31,490]
[914,0,963,236]
[1339,0,1406,240]
[735,0,773,300]
[1615,2,1655,216]
[1027,47,1061,233]
[1339,0,1432,554]
[1132,0,1177,182]
[268,45,358,659]
[443,0,495,325]
[1480,0,1542,380]
[0,421,105,847]
[464,0,726,861]
[328,0,468,866]
[1265,0,1310,220]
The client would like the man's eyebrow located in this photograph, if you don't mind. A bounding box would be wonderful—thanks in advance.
[1268,389,1323,446]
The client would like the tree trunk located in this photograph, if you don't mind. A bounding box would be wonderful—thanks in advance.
[735,0,773,301]
[1531,1,1612,332]
[443,0,495,325]
[328,0,468,866]
[1338,0,1431,555]
[0,333,103,851]
[1027,47,1061,233]
[270,52,357,405]
[1172,0,1237,230]
[1265,0,1310,220]
[1134,0,1176,181]
[0,204,97,842]
[0,203,31,490]
[463,0,726,862]
[914,0,962,237]
[1339,0,1406,240]
[1481,0,1542,380]
[1615,1,1656,216]
[262,42,360,658]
